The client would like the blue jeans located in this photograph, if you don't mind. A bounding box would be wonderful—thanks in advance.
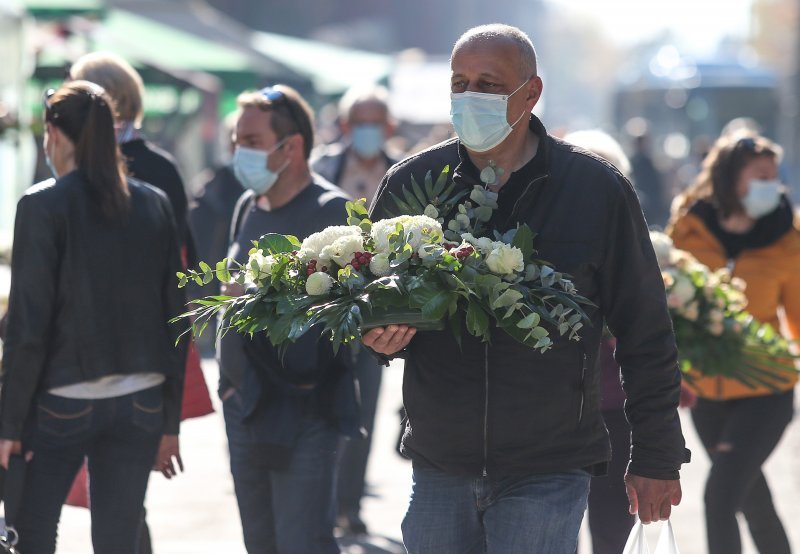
[337,347,382,517]
[223,388,340,554]
[402,464,590,554]
[16,387,163,554]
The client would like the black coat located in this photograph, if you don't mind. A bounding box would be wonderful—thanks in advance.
[370,116,689,480]
[0,172,187,439]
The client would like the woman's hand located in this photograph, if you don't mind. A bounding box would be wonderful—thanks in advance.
[362,325,416,356]
[153,434,183,479]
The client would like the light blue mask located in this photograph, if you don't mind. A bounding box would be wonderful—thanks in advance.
[232,141,287,195]
[742,178,782,219]
[450,79,529,152]
[351,124,384,158]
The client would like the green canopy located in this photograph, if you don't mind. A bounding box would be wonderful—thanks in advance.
[21,0,104,19]
[251,31,393,95]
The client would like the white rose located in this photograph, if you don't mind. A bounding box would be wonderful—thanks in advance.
[371,215,442,252]
[245,250,275,284]
[670,274,696,305]
[486,244,524,276]
[649,231,674,269]
[369,252,392,276]
[326,234,364,267]
[305,271,334,295]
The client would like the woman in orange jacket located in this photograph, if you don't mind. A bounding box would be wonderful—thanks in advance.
[667,134,798,554]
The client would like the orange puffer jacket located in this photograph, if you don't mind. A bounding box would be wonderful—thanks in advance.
[668,211,800,399]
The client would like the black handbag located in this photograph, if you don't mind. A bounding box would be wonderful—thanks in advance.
[0,454,25,553]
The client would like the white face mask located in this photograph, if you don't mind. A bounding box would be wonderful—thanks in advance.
[450,79,530,152]
[742,178,782,219]
[232,140,288,195]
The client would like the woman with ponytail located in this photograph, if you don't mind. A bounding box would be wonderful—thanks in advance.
[0,81,187,553]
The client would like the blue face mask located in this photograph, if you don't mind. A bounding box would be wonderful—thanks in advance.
[232,140,288,195]
[450,79,529,152]
[351,124,385,158]
[742,178,782,219]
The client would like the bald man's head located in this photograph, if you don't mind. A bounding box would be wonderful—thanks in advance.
[452,24,538,80]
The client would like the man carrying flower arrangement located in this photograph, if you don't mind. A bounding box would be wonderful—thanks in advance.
[365,24,690,553]
[218,86,359,554]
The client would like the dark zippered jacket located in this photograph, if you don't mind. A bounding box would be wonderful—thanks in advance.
[0,171,187,440]
[369,116,690,480]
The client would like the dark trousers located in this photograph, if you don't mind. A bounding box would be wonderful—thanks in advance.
[223,389,340,554]
[692,389,794,554]
[587,408,635,554]
[16,387,163,554]
[336,348,382,518]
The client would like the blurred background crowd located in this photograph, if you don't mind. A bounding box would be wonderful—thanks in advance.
[1,0,800,256]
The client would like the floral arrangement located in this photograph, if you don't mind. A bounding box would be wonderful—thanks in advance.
[650,231,797,389]
[175,167,591,354]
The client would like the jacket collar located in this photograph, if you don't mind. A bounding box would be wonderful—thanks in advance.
[452,114,551,189]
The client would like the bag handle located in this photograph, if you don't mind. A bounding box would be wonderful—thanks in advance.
[0,454,26,547]
[623,518,681,554]
[654,520,680,554]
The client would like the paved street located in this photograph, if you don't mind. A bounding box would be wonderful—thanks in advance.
[16,355,800,553]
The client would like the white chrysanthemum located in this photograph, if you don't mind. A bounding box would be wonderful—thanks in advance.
[649,231,674,269]
[460,233,493,254]
[368,252,392,276]
[486,244,524,276]
[245,250,275,284]
[370,215,442,253]
[305,271,334,295]
[300,225,362,259]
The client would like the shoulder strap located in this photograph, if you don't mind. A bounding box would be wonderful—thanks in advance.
[230,191,257,244]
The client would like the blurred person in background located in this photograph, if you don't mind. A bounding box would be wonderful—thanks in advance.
[0,81,187,553]
[626,123,669,228]
[219,85,360,554]
[311,84,400,536]
[563,129,635,554]
[68,51,213,553]
[667,133,798,554]
[189,110,245,300]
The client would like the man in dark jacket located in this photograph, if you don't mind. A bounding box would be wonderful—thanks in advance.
[219,85,360,554]
[364,24,689,554]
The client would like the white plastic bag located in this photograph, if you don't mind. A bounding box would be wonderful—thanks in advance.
[622,519,680,554]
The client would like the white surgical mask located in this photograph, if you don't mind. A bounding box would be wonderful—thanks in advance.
[351,124,384,158]
[742,178,782,219]
[233,140,288,195]
[450,79,530,152]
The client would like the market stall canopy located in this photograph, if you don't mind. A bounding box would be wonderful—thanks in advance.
[251,30,393,95]
[20,0,104,19]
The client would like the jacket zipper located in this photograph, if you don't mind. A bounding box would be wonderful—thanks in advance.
[482,343,489,477]
[506,174,549,229]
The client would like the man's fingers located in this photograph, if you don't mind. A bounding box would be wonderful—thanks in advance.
[625,482,638,516]
[176,455,184,473]
[659,498,672,521]
[638,502,654,524]
[671,483,682,505]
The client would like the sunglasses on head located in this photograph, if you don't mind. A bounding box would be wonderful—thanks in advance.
[260,86,301,134]
[734,136,756,151]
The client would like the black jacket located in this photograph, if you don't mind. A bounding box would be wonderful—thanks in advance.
[122,138,196,266]
[0,171,187,439]
[370,116,689,480]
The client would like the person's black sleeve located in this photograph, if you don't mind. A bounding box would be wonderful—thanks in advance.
[599,175,690,480]
[0,194,60,440]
